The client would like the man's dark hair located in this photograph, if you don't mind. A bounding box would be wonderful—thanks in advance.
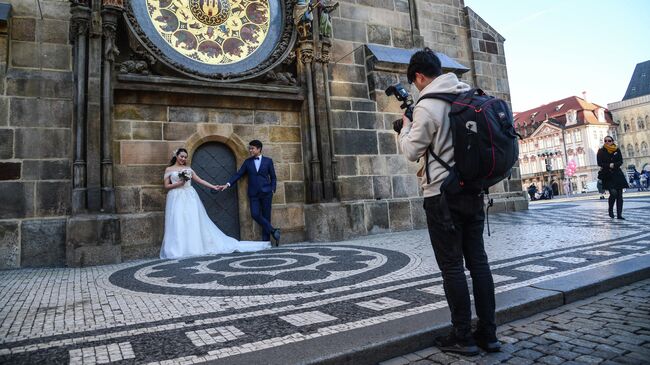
[249,140,263,149]
[407,47,442,84]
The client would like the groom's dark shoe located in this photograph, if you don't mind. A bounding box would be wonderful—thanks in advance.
[272,229,281,246]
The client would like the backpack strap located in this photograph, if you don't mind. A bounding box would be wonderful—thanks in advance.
[417,92,458,184]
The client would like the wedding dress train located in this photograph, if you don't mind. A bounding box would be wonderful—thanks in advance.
[160,169,270,259]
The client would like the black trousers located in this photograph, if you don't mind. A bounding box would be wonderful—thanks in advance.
[423,193,496,337]
[608,189,624,217]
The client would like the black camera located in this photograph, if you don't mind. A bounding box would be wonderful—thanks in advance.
[385,83,414,133]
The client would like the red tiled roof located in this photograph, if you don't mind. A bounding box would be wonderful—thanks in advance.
[513,96,613,130]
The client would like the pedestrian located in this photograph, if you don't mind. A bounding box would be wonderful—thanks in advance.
[563,178,572,197]
[398,48,499,356]
[644,170,650,190]
[527,183,537,201]
[596,136,629,219]
[632,168,642,191]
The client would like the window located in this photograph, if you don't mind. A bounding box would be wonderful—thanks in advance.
[597,108,605,122]
[641,142,648,155]
[638,117,645,130]
[554,136,560,146]
[555,103,565,111]
[577,153,585,167]
[566,110,577,125]
[574,130,582,142]
[566,132,572,143]
[627,144,635,157]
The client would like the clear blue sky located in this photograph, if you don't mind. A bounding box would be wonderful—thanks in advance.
[464,0,650,112]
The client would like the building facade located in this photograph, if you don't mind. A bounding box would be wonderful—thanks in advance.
[608,60,650,173]
[0,0,526,269]
[515,96,616,194]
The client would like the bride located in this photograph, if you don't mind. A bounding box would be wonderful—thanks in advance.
[160,148,271,259]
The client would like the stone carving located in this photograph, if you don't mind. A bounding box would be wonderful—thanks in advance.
[293,0,314,40]
[264,70,297,85]
[118,60,150,75]
[102,0,124,7]
[318,1,338,39]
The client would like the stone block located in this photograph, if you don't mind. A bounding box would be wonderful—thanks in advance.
[0,221,20,270]
[10,0,36,17]
[331,99,351,111]
[66,215,121,267]
[21,219,66,267]
[351,100,377,112]
[289,163,304,181]
[375,93,403,114]
[367,24,391,45]
[333,18,367,43]
[163,122,196,141]
[0,98,8,126]
[284,181,305,203]
[336,155,357,176]
[330,40,355,65]
[358,155,387,175]
[280,111,300,126]
[280,144,302,163]
[15,128,70,158]
[115,186,141,213]
[331,110,358,129]
[169,106,209,123]
[119,141,177,165]
[5,69,73,98]
[392,175,420,198]
[410,198,427,229]
[132,121,163,140]
[11,41,40,68]
[305,203,346,242]
[35,181,70,216]
[344,202,366,238]
[389,200,413,231]
[339,176,374,201]
[40,1,71,20]
[114,121,132,140]
[41,43,71,70]
[270,126,301,143]
[233,125,269,143]
[254,111,280,125]
[0,162,21,180]
[330,81,369,99]
[141,187,166,212]
[378,131,397,154]
[357,0,394,9]
[329,64,366,84]
[120,213,164,246]
[386,155,410,174]
[274,163,290,181]
[333,130,378,155]
[275,204,304,230]
[364,201,390,234]
[0,182,35,219]
[391,27,414,48]
[272,183,285,204]
[357,112,382,129]
[11,17,36,41]
[115,104,167,121]
[39,19,69,44]
[373,176,392,199]
[114,164,167,186]
[214,109,254,124]
[10,97,72,127]
[0,128,12,158]
[121,243,160,261]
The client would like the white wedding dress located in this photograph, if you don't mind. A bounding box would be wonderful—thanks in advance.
[160,169,271,259]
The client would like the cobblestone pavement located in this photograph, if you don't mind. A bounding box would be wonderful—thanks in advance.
[382,278,650,365]
[0,197,648,364]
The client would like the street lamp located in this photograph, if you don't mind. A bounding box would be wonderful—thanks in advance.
[549,117,571,193]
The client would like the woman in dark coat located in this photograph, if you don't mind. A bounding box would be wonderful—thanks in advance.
[596,136,629,219]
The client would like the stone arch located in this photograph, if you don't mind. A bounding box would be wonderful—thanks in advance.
[185,128,258,241]
[641,141,648,156]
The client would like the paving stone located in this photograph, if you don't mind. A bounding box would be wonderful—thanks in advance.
[538,355,565,365]
[514,349,543,361]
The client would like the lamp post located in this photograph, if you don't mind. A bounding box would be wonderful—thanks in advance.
[550,117,571,194]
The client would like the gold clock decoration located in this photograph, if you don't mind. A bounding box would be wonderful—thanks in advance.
[147,0,271,65]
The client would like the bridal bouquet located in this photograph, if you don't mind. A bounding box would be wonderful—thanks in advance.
[178,169,192,181]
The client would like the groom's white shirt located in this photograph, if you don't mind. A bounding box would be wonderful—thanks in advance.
[255,155,262,172]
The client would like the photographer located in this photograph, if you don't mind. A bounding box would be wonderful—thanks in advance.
[397,48,499,355]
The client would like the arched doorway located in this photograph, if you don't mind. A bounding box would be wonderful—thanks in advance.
[191,142,240,239]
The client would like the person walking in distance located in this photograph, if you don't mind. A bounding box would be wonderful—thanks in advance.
[397,48,500,356]
[596,136,629,219]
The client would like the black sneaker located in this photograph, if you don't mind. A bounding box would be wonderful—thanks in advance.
[434,332,479,356]
[473,330,501,353]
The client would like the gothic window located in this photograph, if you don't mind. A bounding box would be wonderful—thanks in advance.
[641,142,648,155]
[624,124,629,132]
[627,144,635,157]
[635,143,639,153]
[638,117,645,130]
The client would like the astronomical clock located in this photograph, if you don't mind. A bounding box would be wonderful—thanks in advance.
[124,0,295,81]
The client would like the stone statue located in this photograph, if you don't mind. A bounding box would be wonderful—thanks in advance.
[293,0,314,39]
[318,1,338,38]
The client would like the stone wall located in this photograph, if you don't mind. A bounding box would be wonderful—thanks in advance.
[609,95,650,171]
[111,84,306,259]
[0,0,73,269]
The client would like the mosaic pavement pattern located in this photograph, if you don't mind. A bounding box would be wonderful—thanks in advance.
[0,197,649,364]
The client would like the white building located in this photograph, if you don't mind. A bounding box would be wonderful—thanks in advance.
[515,96,616,194]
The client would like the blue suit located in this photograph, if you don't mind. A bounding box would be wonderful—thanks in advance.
[228,156,277,240]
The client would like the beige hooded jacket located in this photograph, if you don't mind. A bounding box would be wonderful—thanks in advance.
[398,73,471,197]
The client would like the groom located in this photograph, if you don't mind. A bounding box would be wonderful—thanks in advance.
[218,140,281,246]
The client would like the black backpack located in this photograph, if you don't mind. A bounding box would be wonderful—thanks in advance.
[418,88,519,194]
